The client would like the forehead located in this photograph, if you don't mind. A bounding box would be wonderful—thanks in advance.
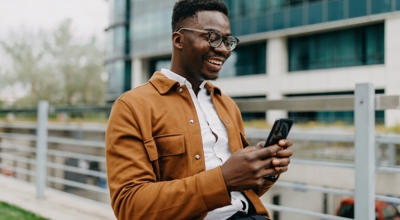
[195,11,231,35]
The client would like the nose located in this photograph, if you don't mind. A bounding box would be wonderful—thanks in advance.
[214,42,231,56]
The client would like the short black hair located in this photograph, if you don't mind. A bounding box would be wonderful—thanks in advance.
[171,0,229,32]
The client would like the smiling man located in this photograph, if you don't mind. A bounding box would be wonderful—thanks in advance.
[105,1,293,220]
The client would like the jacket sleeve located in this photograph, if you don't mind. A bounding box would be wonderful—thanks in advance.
[105,99,231,220]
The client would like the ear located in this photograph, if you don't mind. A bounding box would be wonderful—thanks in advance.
[172,32,184,49]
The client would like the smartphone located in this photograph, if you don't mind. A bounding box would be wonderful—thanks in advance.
[264,118,294,147]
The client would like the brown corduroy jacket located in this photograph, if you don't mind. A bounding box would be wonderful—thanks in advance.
[105,72,275,220]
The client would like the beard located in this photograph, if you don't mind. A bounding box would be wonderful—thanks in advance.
[199,71,219,81]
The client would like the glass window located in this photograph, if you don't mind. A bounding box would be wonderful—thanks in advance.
[371,0,392,14]
[225,0,240,20]
[348,0,367,18]
[273,12,285,30]
[149,56,172,79]
[257,15,269,32]
[114,26,126,57]
[397,0,400,10]
[219,42,267,78]
[308,2,323,24]
[327,0,344,22]
[106,60,125,96]
[290,8,303,27]
[239,18,254,35]
[254,0,269,15]
[113,0,127,23]
[239,0,253,18]
[288,23,384,71]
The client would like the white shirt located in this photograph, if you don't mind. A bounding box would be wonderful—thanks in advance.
[161,69,248,219]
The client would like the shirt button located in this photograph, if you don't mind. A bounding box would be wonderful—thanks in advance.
[179,88,183,93]
[195,155,200,160]
[189,119,194,124]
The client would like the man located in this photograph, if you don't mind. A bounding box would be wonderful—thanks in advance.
[105,0,293,219]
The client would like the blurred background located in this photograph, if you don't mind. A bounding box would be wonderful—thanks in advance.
[0,0,400,220]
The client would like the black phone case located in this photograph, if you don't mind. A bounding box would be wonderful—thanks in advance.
[264,118,294,147]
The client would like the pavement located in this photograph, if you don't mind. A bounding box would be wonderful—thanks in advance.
[0,175,116,220]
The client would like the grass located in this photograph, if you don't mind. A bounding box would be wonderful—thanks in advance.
[0,201,49,220]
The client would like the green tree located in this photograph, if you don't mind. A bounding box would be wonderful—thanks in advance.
[0,19,106,108]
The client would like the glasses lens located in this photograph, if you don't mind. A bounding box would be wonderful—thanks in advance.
[208,31,222,47]
[225,37,237,51]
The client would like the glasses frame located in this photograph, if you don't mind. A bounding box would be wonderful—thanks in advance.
[176,27,240,51]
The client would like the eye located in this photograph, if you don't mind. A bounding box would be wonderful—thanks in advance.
[208,31,221,43]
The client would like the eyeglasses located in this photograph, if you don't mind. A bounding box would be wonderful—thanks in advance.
[177,28,240,51]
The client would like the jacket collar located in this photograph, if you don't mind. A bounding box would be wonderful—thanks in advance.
[149,71,222,96]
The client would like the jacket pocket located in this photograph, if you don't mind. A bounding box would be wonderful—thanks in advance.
[144,134,186,180]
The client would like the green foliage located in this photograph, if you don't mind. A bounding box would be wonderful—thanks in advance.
[0,19,106,108]
[0,201,49,220]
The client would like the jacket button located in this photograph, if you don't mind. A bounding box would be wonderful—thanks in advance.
[195,155,200,160]
[179,88,183,93]
[189,120,194,124]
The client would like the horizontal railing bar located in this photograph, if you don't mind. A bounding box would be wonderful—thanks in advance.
[0,143,37,153]
[275,181,400,205]
[246,129,400,144]
[291,158,354,168]
[235,95,400,112]
[47,176,108,193]
[47,136,104,148]
[1,95,398,114]
[0,164,36,176]
[376,135,400,144]
[292,159,400,173]
[375,195,400,204]
[0,132,37,142]
[275,181,354,196]
[0,122,107,132]
[263,203,350,220]
[0,132,105,148]
[375,166,400,173]
[0,153,36,165]
[236,95,354,112]
[46,162,107,178]
[2,128,399,147]
[47,149,106,162]
[0,105,113,114]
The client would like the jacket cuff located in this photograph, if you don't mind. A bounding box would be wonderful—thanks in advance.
[197,166,231,211]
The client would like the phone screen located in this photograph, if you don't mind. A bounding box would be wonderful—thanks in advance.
[264,118,294,147]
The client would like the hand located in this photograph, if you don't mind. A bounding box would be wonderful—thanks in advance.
[221,143,284,192]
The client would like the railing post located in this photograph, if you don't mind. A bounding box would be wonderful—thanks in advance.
[354,83,375,220]
[36,100,48,199]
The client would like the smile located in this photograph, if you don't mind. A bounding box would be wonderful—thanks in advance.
[206,58,223,66]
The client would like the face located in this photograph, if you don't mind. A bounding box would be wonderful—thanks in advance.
[177,11,232,85]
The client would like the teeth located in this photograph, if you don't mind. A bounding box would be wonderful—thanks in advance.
[207,59,222,65]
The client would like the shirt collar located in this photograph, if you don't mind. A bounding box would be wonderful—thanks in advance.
[149,69,221,96]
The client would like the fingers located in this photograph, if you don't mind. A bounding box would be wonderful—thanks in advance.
[255,145,282,159]
[271,157,290,175]
[255,141,265,149]
[278,139,293,148]
[276,148,292,158]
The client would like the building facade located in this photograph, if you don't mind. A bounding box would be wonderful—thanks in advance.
[105,0,400,126]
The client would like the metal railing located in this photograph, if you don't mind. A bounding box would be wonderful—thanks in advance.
[0,83,400,219]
